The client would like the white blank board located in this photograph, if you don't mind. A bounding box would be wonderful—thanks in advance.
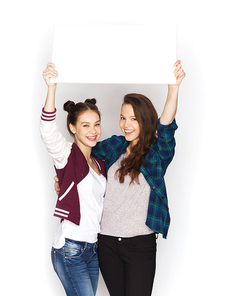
[51,25,176,84]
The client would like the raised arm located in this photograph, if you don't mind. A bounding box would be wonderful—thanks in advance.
[42,62,58,112]
[160,60,185,125]
[40,63,71,169]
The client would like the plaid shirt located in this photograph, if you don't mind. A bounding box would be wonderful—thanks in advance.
[92,118,178,238]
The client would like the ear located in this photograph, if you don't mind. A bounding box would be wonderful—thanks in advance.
[69,123,76,134]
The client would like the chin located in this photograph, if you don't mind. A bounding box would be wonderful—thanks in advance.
[125,137,134,142]
[125,134,134,140]
[89,141,98,147]
[125,136,139,144]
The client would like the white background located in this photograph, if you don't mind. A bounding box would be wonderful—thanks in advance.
[1,1,228,295]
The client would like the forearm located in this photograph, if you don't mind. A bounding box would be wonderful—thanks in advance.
[160,85,179,125]
[44,85,57,112]
[42,62,58,112]
[40,109,71,169]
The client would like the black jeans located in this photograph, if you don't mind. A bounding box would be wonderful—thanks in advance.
[98,233,157,296]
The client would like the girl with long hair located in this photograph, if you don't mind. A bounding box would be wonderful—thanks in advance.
[54,60,185,296]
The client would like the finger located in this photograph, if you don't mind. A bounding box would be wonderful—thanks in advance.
[173,61,182,70]
[43,68,58,79]
[43,65,58,75]
[54,185,60,195]
[173,64,182,76]
[44,70,58,78]
[174,60,181,67]
[47,62,56,68]
[179,72,186,80]
[175,67,184,77]
[43,63,58,75]
[176,71,186,84]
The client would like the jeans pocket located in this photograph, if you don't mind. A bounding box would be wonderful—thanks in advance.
[65,239,84,258]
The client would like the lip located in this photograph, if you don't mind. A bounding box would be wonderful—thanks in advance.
[86,136,97,141]
[124,129,134,135]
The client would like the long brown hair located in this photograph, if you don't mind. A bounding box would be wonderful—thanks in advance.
[116,93,158,184]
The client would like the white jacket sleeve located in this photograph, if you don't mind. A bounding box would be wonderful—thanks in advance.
[39,108,72,169]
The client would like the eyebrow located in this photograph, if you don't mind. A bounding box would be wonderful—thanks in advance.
[81,120,100,124]
[120,114,135,117]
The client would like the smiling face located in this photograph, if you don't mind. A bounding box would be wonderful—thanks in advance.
[70,110,101,151]
[119,104,140,146]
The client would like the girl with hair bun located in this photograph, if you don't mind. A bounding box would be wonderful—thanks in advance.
[40,63,106,296]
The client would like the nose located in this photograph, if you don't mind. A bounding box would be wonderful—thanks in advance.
[124,119,131,128]
[90,127,96,134]
[89,126,97,134]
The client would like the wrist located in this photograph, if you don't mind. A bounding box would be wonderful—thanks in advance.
[168,84,179,91]
[168,84,179,96]
[47,84,57,94]
[44,85,57,112]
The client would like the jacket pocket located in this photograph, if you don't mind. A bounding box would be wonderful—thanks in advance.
[59,181,75,201]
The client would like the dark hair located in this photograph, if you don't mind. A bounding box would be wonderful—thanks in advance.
[63,98,101,136]
[116,93,158,184]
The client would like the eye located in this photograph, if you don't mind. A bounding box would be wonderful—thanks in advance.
[95,123,100,126]
[120,116,125,120]
[83,124,89,127]
[131,118,137,121]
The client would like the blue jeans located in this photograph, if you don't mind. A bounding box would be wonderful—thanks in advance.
[51,239,99,296]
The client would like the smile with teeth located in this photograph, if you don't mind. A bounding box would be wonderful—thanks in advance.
[124,129,134,135]
[86,136,97,141]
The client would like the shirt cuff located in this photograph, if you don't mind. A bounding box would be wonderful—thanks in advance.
[41,108,57,121]
[157,118,178,130]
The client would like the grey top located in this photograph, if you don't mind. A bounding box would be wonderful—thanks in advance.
[100,153,154,237]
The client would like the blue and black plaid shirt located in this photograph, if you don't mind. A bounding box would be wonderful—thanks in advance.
[92,118,178,238]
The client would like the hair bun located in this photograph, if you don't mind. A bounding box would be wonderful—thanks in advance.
[85,98,97,105]
[63,100,75,113]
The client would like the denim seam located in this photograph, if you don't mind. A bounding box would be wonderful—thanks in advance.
[63,254,80,296]
[53,248,64,256]
[86,245,97,264]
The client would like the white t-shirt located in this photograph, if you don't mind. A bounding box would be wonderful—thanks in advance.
[53,165,106,249]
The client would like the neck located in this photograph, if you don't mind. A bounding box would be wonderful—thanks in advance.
[127,139,138,156]
[74,141,92,163]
